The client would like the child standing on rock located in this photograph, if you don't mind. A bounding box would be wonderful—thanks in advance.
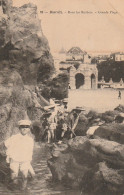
[4,120,35,190]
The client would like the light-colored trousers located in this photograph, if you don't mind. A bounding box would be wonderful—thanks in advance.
[10,160,35,179]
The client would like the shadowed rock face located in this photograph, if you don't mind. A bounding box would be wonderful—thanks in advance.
[0,0,69,149]
[0,69,47,145]
[0,1,54,84]
[0,1,53,148]
[48,137,124,195]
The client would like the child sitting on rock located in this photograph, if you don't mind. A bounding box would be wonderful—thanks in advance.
[4,120,35,190]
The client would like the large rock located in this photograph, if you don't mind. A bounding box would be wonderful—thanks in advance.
[48,137,124,194]
[40,72,69,100]
[50,73,69,99]
[0,1,54,84]
[0,0,54,147]
[0,69,49,147]
[94,123,124,144]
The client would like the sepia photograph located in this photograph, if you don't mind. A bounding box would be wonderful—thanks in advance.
[0,0,124,194]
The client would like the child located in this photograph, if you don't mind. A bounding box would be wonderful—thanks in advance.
[4,120,35,189]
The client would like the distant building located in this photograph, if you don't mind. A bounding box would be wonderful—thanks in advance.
[111,52,124,61]
[53,53,66,72]
[59,47,98,90]
[69,63,98,90]
[95,54,110,63]
[66,47,87,61]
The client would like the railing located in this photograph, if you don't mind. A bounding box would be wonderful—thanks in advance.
[98,82,124,89]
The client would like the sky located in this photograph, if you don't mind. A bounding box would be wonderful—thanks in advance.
[13,0,124,55]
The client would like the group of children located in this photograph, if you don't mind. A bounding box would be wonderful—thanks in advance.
[41,99,85,143]
[41,99,70,143]
[4,98,85,190]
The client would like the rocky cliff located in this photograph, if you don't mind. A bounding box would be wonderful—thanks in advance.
[0,69,50,146]
[0,0,54,84]
[0,0,53,146]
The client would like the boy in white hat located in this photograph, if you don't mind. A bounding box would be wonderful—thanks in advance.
[4,120,35,189]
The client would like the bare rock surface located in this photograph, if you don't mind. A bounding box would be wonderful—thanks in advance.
[94,123,124,144]
[48,136,124,194]
[0,68,51,160]
[0,0,53,149]
[0,1,54,84]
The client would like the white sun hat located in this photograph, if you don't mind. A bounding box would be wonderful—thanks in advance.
[18,120,32,126]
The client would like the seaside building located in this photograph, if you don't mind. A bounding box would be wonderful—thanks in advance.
[111,52,124,62]
[59,47,98,90]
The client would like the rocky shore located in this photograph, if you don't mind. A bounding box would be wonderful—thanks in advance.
[48,135,124,195]
[48,106,124,195]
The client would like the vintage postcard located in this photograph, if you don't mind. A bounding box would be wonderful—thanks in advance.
[0,0,124,194]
